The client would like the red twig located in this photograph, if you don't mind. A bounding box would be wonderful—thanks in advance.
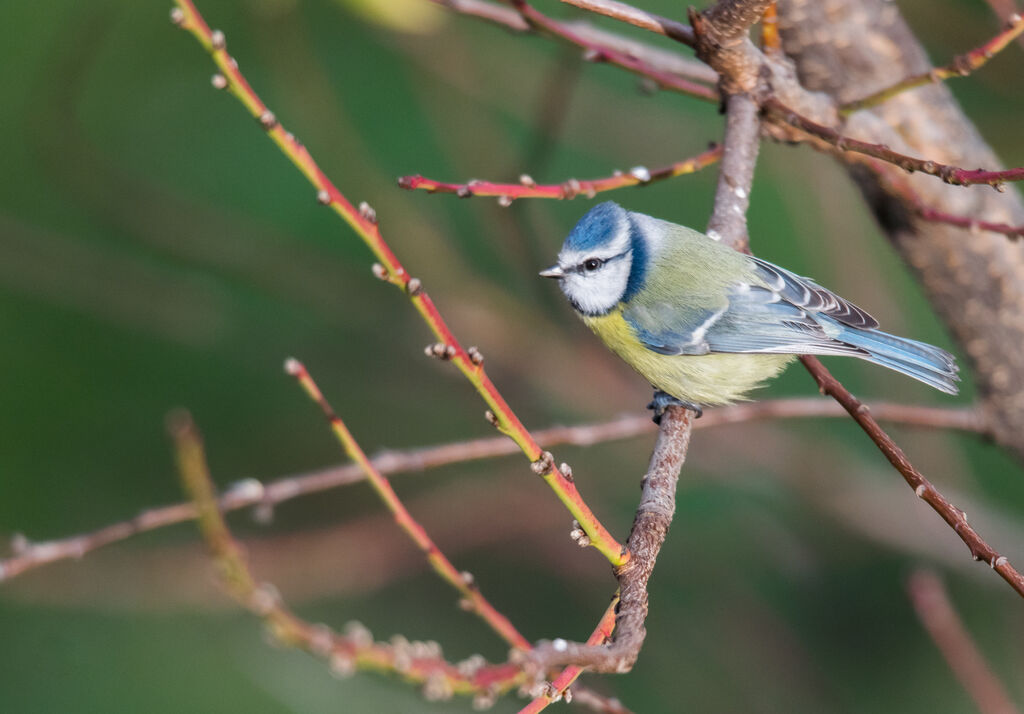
[0,399,982,584]
[170,0,625,566]
[907,570,1021,714]
[287,359,531,651]
[509,0,718,102]
[765,98,1024,189]
[879,169,1024,239]
[398,145,722,202]
[802,356,1024,600]
[841,13,1024,114]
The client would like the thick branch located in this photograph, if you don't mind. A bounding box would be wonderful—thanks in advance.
[525,408,694,672]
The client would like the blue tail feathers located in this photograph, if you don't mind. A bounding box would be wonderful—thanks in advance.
[831,322,959,395]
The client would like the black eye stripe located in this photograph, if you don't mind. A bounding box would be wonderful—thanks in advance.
[573,249,630,274]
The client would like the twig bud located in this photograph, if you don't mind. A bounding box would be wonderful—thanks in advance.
[582,48,602,62]
[316,189,331,205]
[456,186,472,198]
[466,346,484,365]
[472,688,498,711]
[460,570,475,588]
[629,166,652,183]
[258,110,277,130]
[559,462,573,482]
[497,195,513,207]
[343,621,373,648]
[423,673,454,702]
[211,73,228,90]
[250,582,281,615]
[170,7,185,25]
[371,263,389,281]
[406,277,422,296]
[329,651,356,678]
[210,29,226,50]
[424,343,455,360]
[358,201,377,223]
[531,451,554,475]
[519,174,536,187]
[484,410,500,428]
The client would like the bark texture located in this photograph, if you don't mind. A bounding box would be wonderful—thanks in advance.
[777,0,1024,460]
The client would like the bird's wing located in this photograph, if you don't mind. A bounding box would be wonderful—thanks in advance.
[623,256,878,357]
[749,256,879,329]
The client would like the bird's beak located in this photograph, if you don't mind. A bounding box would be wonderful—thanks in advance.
[539,265,564,279]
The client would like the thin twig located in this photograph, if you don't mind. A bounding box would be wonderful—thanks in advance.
[907,570,1021,714]
[802,356,1024,600]
[169,411,526,704]
[398,145,722,202]
[841,13,1024,114]
[557,0,695,46]
[0,399,981,583]
[170,0,625,566]
[286,358,531,650]
[764,98,1024,189]
[876,167,1024,240]
[510,0,718,102]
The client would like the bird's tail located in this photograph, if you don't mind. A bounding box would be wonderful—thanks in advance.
[836,325,960,395]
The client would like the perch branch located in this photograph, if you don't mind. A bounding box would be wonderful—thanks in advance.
[0,399,981,583]
[169,410,526,704]
[525,408,694,672]
[286,359,530,651]
[801,356,1024,600]
[170,0,625,566]
[907,570,1021,714]
[398,144,722,202]
[841,13,1024,114]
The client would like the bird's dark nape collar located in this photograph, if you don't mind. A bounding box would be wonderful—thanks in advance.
[621,213,648,304]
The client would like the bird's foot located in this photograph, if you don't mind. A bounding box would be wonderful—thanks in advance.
[647,390,703,424]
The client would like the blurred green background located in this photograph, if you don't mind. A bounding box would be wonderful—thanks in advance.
[2,1,1023,711]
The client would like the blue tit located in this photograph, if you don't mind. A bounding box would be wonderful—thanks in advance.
[540,201,958,413]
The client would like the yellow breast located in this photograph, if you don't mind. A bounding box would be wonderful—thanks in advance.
[582,308,794,405]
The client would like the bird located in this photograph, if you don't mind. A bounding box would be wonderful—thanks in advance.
[540,201,958,417]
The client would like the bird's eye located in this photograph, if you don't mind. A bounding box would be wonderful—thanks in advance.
[583,258,603,272]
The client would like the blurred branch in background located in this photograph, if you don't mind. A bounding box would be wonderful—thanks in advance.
[0,398,981,584]
[907,570,1021,714]
[170,409,532,707]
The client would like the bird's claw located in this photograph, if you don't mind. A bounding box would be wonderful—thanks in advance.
[647,390,702,424]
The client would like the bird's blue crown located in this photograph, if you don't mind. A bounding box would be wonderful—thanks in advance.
[563,201,627,252]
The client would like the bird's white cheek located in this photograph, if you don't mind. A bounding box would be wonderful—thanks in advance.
[561,262,631,316]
